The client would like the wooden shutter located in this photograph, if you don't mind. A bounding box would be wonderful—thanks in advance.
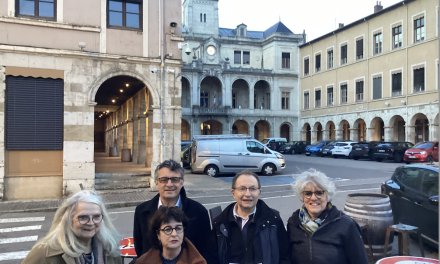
[6,76,63,150]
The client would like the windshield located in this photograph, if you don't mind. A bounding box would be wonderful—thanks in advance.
[377,143,393,147]
[413,142,434,149]
[261,139,269,144]
[311,141,324,146]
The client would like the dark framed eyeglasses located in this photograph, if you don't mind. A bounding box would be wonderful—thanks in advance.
[159,225,184,235]
[77,214,103,225]
[233,186,260,193]
[303,190,325,199]
[157,177,182,184]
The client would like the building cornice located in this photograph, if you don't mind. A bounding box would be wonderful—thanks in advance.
[0,16,101,32]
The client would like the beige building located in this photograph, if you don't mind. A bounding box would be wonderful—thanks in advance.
[0,0,184,200]
[300,0,439,144]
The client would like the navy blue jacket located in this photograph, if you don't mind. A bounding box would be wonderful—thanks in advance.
[204,200,291,264]
[287,205,368,264]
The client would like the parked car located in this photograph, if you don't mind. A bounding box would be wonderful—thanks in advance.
[278,141,310,154]
[351,141,381,160]
[191,135,285,177]
[381,165,438,247]
[404,141,439,164]
[373,142,414,163]
[261,137,287,151]
[305,140,333,156]
[332,141,358,158]
[318,142,337,157]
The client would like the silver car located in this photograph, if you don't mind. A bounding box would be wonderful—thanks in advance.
[190,135,286,177]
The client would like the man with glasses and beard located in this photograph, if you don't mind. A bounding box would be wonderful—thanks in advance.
[133,160,211,258]
[204,170,291,264]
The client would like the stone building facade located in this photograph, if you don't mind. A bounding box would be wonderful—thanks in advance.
[300,0,439,144]
[180,0,306,142]
[0,0,183,200]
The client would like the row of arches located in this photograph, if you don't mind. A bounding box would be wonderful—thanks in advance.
[181,119,292,141]
[302,113,437,144]
[181,76,271,110]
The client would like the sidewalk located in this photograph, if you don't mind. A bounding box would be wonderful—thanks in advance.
[0,169,231,213]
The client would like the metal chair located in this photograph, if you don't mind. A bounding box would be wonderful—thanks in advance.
[383,223,424,258]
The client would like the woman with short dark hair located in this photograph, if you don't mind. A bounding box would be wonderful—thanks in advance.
[135,206,206,264]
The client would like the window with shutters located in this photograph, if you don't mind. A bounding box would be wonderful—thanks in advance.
[374,32,382,54]
[281,92,289,110]
[341,84,348,104]
[234,51,241,64]
[265,93,271,110]
[254,92,257,109]
[413,66,425,93]
[414,17,425,43]
[315,53,321,73]
[355,81,364,101]
[315,89,321,108]
[282,53,290,69]
[304,91,309,109]
[372,75,382,100]
[204,14,206,22]
[327,87,334,106]
[356,38,363,60]
[304,57,310,76]
[108,0,142,30]
[232,93,237,108]
[340,44,347,65]
[243,51,250,65]
[200,13,202,22]
[6,76,63,150]
[392,25,403,49]
[327,49,333,69]
[392,72,402,96]
[16,0,56,20]
[200,92,209,107]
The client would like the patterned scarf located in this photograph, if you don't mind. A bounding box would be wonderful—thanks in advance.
[74,238,105,264]
[299,202,333,236]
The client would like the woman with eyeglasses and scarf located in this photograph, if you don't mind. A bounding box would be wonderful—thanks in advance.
[287,169,368,264]
[22,191,121,264]
[135,206,206,264]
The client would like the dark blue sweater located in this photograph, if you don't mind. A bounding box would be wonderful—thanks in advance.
[287,205,368,264]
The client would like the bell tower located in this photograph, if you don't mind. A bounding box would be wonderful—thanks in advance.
[182,0,219,36]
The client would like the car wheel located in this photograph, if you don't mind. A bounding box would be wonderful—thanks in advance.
[427,155,434,163]
[376,158,383,162]
[353,156,359,160]
[348,153,353,159]
[405,161,411,164]
[333,155,338,159]
[394,153,403,163]
[290,149,295,154]
[204,165,219,177]
[306,153,311,156]
[262,163,275,176]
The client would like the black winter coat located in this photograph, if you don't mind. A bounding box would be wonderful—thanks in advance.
[287,205,368,264]
[133,187,211,257]
[204,200,291,264]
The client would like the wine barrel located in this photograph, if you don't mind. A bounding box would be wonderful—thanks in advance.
[109,147,118,157]
[344,193,394,262]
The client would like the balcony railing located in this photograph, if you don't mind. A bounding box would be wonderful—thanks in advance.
[192,106,230,116]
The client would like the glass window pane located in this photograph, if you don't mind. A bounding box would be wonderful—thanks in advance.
[39,2,54,17]
[20,0,35,16]
[126,13,139,28]
[109,11,123,26]
[109,1,123,11]
[126,3,139,13]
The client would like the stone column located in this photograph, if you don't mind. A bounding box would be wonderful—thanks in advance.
[249,122,255,139]
[322,130,329,140]
[430,124,439,141]
[406,125,416,144]
[150,107,162,190]
[367,127,375,142]
[123,105,128,149]
[311,130,317,143]
[384,126,394,142]
[118,110,124,155]
[335,129,344,141]
[132,96,139,164]
[249,88,254,109]
[146,109,154,167]
[127,100,134,152]
[350,128,359,142]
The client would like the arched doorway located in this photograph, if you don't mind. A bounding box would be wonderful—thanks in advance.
[254,80,271,109]
[254,120,270,141]
[181,119,190,140]
[280,123,290,141]
[389,115,406,141]
[232,79,250,109]
[200,77,222,108]
[314,122,323,141]
[353,119,367,142]
[326,121,336,140]
[339,120,350,141]
[303,123,311,142]
[370,117,385,141]
[201,120,222,135]
[411,113,429,143]
[232,120,249,135]
[181,77,190,108]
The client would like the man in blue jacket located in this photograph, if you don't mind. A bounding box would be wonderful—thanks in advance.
[204,170,291,264]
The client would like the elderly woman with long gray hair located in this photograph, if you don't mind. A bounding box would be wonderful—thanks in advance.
[287,169,368,264]
[22,190,121,264]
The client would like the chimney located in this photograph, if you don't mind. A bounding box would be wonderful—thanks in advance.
[339,23,344,28]
[374,1,383,13]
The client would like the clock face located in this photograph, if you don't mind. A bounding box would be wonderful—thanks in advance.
[207,45,216,56]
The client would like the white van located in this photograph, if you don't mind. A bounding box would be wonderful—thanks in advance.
[190,134,286,177]
[261,137,288,146]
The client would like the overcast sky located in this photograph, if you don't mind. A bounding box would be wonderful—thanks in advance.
[186,0,404,41]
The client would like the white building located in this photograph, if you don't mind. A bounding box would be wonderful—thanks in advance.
[180,0,306,141]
